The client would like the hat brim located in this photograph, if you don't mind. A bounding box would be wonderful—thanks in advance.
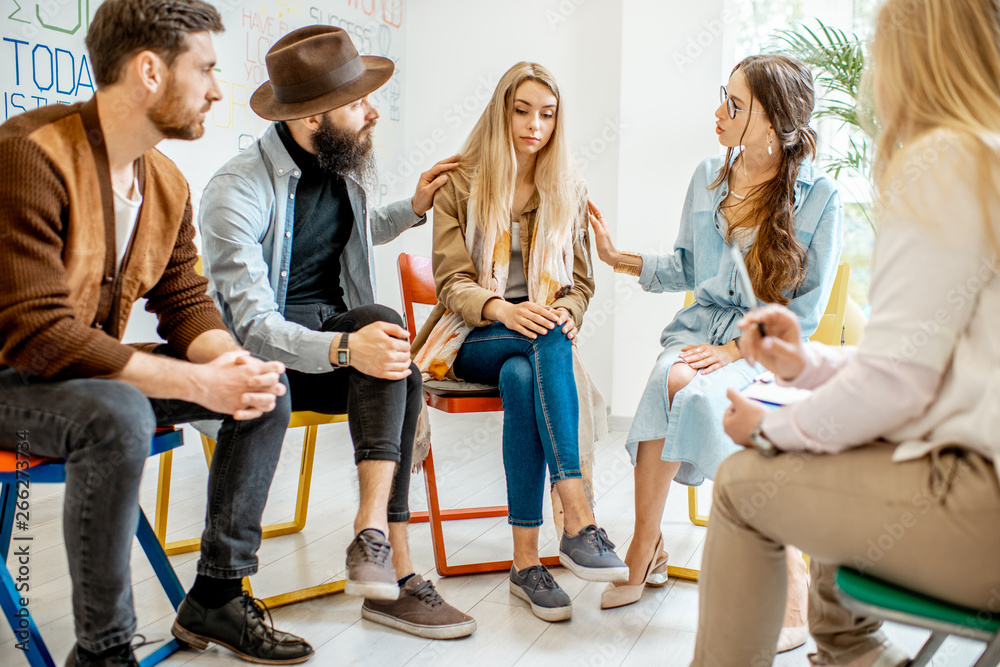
[250,56,394,121]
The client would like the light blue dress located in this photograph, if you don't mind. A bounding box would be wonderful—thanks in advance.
[626,154,844,485]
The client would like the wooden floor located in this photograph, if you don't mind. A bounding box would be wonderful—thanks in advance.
[0,413,986,666]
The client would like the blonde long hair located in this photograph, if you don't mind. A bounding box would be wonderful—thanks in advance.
[456,62,584,249]
[872,0,1000,249]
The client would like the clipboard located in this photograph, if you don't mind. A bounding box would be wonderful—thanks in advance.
[741,372,811,407]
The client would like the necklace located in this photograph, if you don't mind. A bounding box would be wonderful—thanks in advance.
[730,190,747,201]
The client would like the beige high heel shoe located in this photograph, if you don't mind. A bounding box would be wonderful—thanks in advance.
[600,534,668,609]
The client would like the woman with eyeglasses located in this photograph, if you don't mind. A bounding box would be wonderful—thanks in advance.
[588,54,843,649]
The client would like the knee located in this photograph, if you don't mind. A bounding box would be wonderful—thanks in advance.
[499,357,533,396]
[405,362,422,399]
[352,303,404,329]
[667,363,696,406]
[82,382,155,466]
[406,362,422,387]
[533,327,571,351]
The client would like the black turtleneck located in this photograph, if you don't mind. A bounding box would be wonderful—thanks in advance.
[275,121,353,310]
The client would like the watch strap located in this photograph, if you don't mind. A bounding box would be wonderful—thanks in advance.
[336,332,350,367]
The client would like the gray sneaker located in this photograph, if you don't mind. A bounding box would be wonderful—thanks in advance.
[559,525,629,582]
[508,565,572,622]
[345,529,398,600]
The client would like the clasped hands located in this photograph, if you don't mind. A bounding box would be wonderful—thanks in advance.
[197,351,286,421]
[490,299,578,341]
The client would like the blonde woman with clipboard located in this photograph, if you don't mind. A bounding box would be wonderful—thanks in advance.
[589,54,843,650]
[694,0,1000,664]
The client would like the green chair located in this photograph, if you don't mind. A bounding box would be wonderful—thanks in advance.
[835,567,1000,667]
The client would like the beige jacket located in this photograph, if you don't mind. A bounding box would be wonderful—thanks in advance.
[412,170,595,355]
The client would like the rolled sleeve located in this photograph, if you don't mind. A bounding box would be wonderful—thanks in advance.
[371,198,425,245]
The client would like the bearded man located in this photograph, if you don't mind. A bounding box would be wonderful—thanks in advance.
[198,25,476,640]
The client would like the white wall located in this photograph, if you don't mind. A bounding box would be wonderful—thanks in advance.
[123,0,732,420]
[608,0,727,418]
[393,0,625,397]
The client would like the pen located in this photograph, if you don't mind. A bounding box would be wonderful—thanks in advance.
[730,243,768,337]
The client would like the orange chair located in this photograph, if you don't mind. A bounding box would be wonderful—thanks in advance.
[399,253,560,576]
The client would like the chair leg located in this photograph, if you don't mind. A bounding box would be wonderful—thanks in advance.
[0,563,54,667]
[688,485,709,527]
[136,510,186,609]
[0,484,55,667]
[414,448,556,576]
[260,425,317,539]
[153,450,173,549]
[0,483,13,562]
[973,631,1000,667]
[909,631,948,667]
[134,509,184,666]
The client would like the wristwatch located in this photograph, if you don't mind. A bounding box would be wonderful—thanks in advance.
[749,419,780,457]
[335,333,350,368]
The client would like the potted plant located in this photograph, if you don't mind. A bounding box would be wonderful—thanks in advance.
[773,20,874,332]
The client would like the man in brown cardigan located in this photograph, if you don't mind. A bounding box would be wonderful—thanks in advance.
[0,1,313,665]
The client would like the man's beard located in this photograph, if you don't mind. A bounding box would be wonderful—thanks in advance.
[147,74,208,140]
[312,115,378,189]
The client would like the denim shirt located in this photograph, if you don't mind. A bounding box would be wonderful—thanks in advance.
[199,123,425,373]
[638,154,844,349]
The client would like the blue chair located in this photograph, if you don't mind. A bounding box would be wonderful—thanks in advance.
[0,429,187,667]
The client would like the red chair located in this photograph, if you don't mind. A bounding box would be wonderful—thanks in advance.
[399,253,560,576]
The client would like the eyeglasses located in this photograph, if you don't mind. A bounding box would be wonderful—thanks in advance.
[720,85,767,120]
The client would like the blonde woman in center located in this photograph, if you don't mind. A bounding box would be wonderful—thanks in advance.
[412,62,627,622]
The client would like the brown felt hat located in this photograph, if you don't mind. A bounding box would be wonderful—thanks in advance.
[250,25,394,121]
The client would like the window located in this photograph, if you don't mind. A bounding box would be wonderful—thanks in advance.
[726,0,882,309]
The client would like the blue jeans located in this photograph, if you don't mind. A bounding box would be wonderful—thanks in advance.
[0,363,291,653]
[453,321,580,527]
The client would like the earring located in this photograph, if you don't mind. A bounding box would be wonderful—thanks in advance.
[767,135,773,155]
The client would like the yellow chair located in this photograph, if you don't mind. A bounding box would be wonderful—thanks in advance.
[153,412,349,607]
[153,256,351,607]
[153,411,347,553]
[684,264,853,563]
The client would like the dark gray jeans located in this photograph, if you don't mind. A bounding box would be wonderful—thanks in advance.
[0,365,291,653]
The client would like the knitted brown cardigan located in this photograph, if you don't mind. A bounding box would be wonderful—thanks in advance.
[0,98,226,379]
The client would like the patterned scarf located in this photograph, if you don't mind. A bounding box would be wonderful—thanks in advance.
[414,198,575,380]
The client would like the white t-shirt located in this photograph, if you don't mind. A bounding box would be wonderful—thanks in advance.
[111,163,142,272]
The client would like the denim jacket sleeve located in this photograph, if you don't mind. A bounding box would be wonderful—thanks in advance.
[371,198,425,246]
[200,172,337,373]
[785,183,844,339]
[637,174,697,293]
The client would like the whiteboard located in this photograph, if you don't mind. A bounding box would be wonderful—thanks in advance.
[1,0,409,210]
